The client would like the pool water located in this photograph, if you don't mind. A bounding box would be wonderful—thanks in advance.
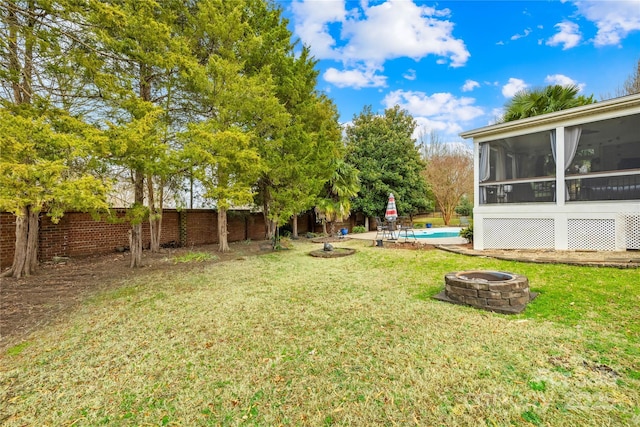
[411,228,462,239]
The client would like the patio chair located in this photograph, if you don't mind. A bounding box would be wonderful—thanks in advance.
[398,216,416,242]
[375,217,391,240]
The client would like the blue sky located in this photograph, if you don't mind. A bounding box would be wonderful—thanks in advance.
[280,0,640,144]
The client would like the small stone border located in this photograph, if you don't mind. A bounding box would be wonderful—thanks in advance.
[310,236,352,243]
[309,248,356,258]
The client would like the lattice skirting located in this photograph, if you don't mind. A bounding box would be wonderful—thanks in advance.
[620,214,640,250]
[483,218,555,249]
[568,219,616,251]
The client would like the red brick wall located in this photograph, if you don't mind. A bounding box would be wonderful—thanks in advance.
[185,210,217,246]
[0,213,16,268]
[0,209,353,268]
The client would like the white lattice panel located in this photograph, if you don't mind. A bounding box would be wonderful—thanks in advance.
[620,214,640,250]
[568,219,616,251]
[483,218,555,249]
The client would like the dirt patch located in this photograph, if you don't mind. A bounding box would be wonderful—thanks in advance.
[0,240,272,351]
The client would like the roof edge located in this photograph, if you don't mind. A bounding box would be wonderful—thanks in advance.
[460,93,640,140]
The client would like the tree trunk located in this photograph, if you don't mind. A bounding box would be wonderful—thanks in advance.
[322,221,327,235]
[130,171,144,268]
[2,206,39,278]
[218,207,229,252]
[364,216,369,231]
[129,225,143,268]
[147,174,162,253]
[292,215,298,239]
[262,209,275,240]
[442,204,453,226]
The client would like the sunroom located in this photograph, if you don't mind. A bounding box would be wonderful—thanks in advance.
[460,93,640,252]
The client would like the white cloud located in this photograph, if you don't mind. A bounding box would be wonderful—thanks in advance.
[502,78,529,98]
[339,1,469,67]
[489,108,504,125]
[291,0,347,60]
[291,0,470,88]
[546,21,582,49]
[382,90,484,139]
[461,79,480,92]
[511,28,532,40]
[572,0,640,46]
[323,65,387,89]
[544,74,586,91]
[403,69,417,81]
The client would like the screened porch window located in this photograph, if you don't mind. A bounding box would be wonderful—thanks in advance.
[479,130,556,204]
[565,112,640,201]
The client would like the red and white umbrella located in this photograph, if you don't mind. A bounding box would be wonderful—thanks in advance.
[385,193,398,221]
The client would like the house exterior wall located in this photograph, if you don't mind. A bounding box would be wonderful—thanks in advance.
[463,94,640,252]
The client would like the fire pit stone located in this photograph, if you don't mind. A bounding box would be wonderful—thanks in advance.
[434,270,537,314]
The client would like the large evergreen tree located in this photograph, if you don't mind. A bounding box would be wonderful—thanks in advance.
[345,105,429,222]
[236,2,343,238]
[84,0,191,266]
[0,0,110,278]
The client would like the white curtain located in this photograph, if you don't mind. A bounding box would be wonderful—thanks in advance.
[564,126,582,170]
[479,143,490,204]
[550,127,582,201]
[479,143,490,181]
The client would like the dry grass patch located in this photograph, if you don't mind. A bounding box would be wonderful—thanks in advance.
[1,240,638,426]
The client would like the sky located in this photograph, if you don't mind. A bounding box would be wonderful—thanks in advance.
[280,0,640,145]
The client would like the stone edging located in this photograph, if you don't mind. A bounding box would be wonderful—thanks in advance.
[436,245,640,269]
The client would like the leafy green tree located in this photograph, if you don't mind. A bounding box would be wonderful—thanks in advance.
[455,195,473,217]
[181,0,288,250]
[502,84,595,122]
[271,92,343,239]
[228,2,343,239]
[315,159,360,236]
[182,125,262,252]
[345,105,429,224]
[85,0,191,266]
[0,1,110,277]
[0,109,110,277]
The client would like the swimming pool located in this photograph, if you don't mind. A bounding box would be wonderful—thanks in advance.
[410,227,462,239]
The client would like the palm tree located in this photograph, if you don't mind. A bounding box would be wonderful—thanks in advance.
[502,84,595,122]
[315,159,360,236]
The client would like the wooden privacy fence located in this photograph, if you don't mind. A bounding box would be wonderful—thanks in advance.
[0,209,356,269]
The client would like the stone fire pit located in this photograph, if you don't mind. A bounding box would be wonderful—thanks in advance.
[433,270,537,314]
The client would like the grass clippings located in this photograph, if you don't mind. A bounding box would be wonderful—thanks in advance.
[1,240,638,426]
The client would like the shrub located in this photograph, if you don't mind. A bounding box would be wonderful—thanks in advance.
[455,195,473,217]
[459,224,473,243]
[352,225,367,233]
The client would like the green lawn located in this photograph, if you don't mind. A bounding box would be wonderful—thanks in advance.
[1,240,639,426]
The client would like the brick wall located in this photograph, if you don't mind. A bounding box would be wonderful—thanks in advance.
[0,213,15,268]
[0,209,357,268]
